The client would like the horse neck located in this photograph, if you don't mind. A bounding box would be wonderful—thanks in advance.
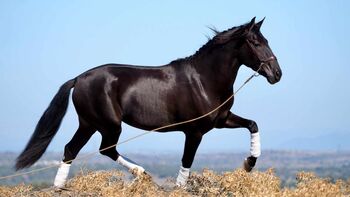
[191,48,242,92]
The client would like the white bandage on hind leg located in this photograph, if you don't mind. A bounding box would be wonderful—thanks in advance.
[54,161,71,188]
[176,166,190,186]
[250,132,261,157]
[117,156,145,175]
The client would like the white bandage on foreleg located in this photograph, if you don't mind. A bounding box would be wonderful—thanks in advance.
[117,156,145,175]
[176,166,190,186]
[250,132,261,157]
[54,161,71,188]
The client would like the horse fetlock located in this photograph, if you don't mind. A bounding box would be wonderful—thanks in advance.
[176,166,190,186]
[250,132,261,157]
[130,166,145,176]
[54,161,71,188]
[117,156,145,176]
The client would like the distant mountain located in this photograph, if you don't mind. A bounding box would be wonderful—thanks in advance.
[277,132,350,151]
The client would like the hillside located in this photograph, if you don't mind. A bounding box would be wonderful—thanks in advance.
[1,169,349,196]
[1,150,350,187]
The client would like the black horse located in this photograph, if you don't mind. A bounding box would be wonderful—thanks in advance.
[16,17,281,187]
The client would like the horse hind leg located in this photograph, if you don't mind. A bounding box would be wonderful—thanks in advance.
[54,118,96,188]
[99,124,145,176]
[99,125,121,161]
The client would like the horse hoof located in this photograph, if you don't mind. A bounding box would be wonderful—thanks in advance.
[131,167,145,176]
[243,159,253,172]
[243,156,257,172]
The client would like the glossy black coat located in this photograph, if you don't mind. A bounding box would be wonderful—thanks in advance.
[16,17,281,170]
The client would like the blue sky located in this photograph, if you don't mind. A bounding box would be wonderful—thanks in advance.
[0,1,349,154]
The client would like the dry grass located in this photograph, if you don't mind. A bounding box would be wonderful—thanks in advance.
[1,169,349,197]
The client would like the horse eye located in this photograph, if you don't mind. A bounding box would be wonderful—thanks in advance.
[253,41,261,47]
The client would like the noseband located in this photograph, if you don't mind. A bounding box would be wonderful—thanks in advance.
[245,39,276,72]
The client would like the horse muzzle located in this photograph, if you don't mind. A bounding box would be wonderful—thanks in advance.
[260,61,282,84]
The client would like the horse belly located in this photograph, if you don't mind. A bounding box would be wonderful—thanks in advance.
[121,78,176,130]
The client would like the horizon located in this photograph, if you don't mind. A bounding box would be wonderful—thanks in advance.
[2,149,350,155]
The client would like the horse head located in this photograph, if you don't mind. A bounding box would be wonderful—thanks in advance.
[239,17,282,84]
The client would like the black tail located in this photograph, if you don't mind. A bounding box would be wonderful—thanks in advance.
[15,79,76,170]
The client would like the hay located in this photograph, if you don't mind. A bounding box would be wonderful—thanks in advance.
[0,169,349,197]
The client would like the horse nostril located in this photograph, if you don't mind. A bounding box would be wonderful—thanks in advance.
[275,70,281,78]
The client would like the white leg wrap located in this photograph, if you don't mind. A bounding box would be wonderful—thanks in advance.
[176,166,190,186]
[250,132,261,157]
[117,156,145,175]
[54,161,71,188]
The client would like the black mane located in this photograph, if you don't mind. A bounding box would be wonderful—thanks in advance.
[170,23,249,64]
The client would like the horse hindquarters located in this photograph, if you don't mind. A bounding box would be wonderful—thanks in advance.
[72,72,145,174]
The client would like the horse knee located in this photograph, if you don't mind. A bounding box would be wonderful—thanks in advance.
[248,121,258,133]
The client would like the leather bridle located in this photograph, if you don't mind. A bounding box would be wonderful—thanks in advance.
[245,39,276,73]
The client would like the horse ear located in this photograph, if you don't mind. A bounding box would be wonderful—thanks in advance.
[247,17,256,32]
[255,17,265,30]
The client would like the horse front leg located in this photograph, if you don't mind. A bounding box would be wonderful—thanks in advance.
[217,111,261,172]
[176,131,203,186]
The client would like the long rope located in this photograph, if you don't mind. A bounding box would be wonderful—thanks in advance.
[0,68,261,181]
